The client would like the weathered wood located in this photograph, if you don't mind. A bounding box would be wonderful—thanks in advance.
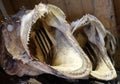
[81,0,94,14]
[63,0,84,21]
[1,0,116,29]
[113,0,120,26]
[93,0,116,33]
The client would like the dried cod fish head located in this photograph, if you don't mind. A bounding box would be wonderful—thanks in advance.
[1,3,92,79]
[71,14,117,80]
[20,3,92,79]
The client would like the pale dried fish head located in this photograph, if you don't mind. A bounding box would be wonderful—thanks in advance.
[0,3,92,79]
[72,14,117,80]
[20,3,92,79]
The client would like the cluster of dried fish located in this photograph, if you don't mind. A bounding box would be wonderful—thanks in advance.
[0,3,117,81]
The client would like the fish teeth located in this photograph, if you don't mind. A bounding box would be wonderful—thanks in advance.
[72,14,117,80]
[19,3,93,79]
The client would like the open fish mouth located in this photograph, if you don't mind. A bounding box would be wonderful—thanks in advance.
[71,14,117,80]
[19,3,92,79]
[0,3,117,80]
